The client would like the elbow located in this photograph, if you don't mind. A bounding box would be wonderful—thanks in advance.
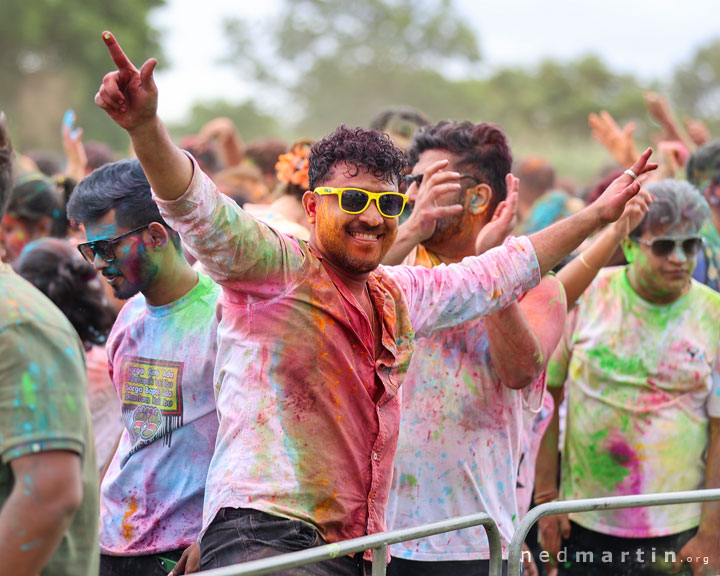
[503,370,542,390]
[501,361,544,390]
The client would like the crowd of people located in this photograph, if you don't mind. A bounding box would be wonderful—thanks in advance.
[1,30,719,576]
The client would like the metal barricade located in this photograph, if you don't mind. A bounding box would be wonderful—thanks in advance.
[507,488,720,576]
[197,512,503,576]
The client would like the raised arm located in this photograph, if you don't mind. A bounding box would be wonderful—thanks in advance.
[557,189,652,308]
[94,31,192,200]
[527,149,657,276]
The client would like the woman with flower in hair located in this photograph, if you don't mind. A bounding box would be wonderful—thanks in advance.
[244,139,313,240]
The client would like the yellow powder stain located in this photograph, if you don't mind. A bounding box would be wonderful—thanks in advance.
[121,496,138,541]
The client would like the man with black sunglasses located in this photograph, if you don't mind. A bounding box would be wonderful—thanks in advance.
[539,179,720,576]
[66,158,221,576]
[93,32,654,575]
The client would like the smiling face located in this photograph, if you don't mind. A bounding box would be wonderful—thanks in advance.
[626,221,699,304]
[304,162,399,276]
[82,210,159,300]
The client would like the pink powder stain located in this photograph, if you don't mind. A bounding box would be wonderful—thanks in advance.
[604,433,650,530]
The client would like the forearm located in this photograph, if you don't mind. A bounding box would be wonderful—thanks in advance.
[400,236,541,335]
[698,418,720,536]
[0,487,75,576]
[534,387,563,499]
[222,135,245,167]
[382,222,425,265]
[528,207,602,276]
[486,302,543,390]
[557,224,623,308]
[129,116,193,201]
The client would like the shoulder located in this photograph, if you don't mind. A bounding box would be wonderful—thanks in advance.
[0,270,79,341]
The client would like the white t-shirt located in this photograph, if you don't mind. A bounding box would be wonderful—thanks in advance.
[548,267,720,537]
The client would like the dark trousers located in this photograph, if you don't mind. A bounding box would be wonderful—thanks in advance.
[100,548,184,576]
[387,556,508,576]
[557,521,697,576]
[199,507,373,575]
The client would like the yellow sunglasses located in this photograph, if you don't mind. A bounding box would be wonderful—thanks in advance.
[314,187,408,218]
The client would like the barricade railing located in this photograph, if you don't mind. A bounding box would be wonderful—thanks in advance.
[507,488,720,576]
[197,512,503,576]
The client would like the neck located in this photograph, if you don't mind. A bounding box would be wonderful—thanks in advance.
[626,267,688,306]
[272,195,309,228]
[143,257,199,307]
[312,243,370,298]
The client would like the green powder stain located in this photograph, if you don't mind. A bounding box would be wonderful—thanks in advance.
[21,373,36,408]
[573,429,630,489]
[586,345,644,375]
[401,473,418,487]
[65,392,77,413]
[462,372,479,397]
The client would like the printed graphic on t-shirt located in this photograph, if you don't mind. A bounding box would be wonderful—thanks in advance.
[120,356,184,452]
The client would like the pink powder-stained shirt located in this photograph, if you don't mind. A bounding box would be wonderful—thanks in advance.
[153,159,541,550]
[548,267,720,538]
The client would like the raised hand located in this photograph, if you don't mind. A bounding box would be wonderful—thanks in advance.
[683,116,711,147]
[61,110,87,182]
[591,148,658,225]
[609,188,653,239]
[95,31,158,132]
[403,159,464,243]
[475,173,519,255]
[588,110,638,168]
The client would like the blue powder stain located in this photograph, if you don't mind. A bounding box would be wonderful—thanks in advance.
[65,347,75,357]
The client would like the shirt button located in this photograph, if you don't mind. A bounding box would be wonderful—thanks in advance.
[373,452,378,461]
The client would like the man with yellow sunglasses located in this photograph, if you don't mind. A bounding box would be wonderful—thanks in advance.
[95,31,656,575]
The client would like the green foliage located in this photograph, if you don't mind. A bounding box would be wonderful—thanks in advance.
[168,100,283,143]
[1,0,165,151]
[672,39,720,134]
[220,0,655,183]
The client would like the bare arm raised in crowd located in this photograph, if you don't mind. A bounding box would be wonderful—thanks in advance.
[94,32,657,277]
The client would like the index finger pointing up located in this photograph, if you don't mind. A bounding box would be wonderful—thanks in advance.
[102,31,136,71]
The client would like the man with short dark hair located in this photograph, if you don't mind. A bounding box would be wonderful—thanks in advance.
[93,32,653,575]
[384,121,567,576]
[67,158,220,576]
[0,113,100,576]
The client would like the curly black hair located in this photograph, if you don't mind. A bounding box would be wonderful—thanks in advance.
[407,121,512,214]
[308,126,407,190]
[16,238,117,346]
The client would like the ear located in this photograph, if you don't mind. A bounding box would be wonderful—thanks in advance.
[302,190,318,224]
[469,184,491,215]
[147,222,169,250]
[35,216,53,237]
[621,238,636,263]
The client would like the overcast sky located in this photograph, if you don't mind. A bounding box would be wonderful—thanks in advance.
[150,0,720,122]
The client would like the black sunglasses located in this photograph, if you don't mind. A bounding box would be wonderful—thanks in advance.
[402,172,480,191]
[634,236,703,258]
[77,224,150,264]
